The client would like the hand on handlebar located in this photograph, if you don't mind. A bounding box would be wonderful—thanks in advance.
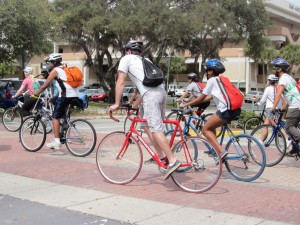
[109,104,119,112]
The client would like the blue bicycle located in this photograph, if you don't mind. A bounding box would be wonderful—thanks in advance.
[165,108,266,182]
[251,109,299,167]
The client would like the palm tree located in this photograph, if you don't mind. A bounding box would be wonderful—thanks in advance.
[279,44,300,76]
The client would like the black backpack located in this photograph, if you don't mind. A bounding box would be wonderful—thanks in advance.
[142,57,164,87]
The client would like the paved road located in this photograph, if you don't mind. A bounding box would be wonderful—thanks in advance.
[0,103,299,225]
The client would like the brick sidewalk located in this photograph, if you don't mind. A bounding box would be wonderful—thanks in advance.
[0,124,299,224]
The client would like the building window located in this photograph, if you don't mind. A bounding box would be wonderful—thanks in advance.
[258,64,267,75]
[58,47,63,53]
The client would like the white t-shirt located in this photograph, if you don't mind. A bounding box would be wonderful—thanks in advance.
[54,67,79,98]
[258,86,282,109]
[118,54,164,96]
[202,76,228,112]
[278,73,300,109]
[187,82,201,97]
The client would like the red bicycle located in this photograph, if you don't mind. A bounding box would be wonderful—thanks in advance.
[96,105,222,193]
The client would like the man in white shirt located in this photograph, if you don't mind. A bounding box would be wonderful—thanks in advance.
[271,58,300,157]
[109,41,181,180]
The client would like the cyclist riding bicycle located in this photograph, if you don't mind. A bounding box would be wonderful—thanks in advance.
[109,40,181,180]
[176,72,210,118]
[271,58,300,157]
[33,53,79,151]
[182,59,241,160]
[257,74,290,147]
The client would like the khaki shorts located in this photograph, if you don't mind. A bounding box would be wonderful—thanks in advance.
[142,88,166,132]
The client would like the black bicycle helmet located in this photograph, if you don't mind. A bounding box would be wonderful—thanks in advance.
[187,72,197,79]
[271,58,290,72]
[125,40,144,52]
[203,59,225,75]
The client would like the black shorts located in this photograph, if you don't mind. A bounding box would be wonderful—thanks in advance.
[192,101,210,111]
[216,108,241,121]
[21,97,38,117]
[52,97,77,119]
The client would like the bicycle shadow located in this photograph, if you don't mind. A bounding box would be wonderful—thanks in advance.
[0,145,11,151]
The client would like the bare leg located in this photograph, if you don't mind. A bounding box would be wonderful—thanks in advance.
[202,114,226,154]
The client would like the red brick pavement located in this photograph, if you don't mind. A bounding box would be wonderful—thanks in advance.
[0,125,300,224]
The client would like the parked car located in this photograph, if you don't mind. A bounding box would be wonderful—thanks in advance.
[168,84,179,97]
[81,88,104,101]
[122,86,135,102]
[244,91,263,103]
[91,89,108,102]
[174,86,187,97]
[0,79,23,109]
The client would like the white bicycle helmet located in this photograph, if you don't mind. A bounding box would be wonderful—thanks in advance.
[23,66,34,74]
[267,74,278,82]
[47,53,62,62]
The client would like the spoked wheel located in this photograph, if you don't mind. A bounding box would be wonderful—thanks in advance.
[2,107,23,132]
[65,119,97,157]
[251,124,286,167]
[96,131,143,184]
[171,136,222,193]
[243,117,264,135]
[165,111,186,133]
[224,134,266,182]
[40,114,52,134]
[19,116,46,152]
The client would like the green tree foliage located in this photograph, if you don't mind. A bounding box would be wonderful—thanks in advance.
[279,44,300,73]
[50,0,270,87]
[0,0,52,67]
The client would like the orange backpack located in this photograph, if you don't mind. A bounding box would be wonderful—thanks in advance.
[62,66,83,88]
[216,75,244,110]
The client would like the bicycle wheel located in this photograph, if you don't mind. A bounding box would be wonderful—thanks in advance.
[65,119,97,157]
[165,111,186,132]
[224,134,266,182]
[19,116,46,152]
[243,117,264,135]
[251,124,286,167]
[2,107,23,132]
[96,131,143,184]
[171,136,222,193]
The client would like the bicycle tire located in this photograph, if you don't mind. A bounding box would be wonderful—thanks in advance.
[2,107,23,132]
[96,131,143,184]
[65,119,97,157]
[40,114,53,134]
[171,136,222,193]
[243,117,264,135]
[224,134,266,182]
[165,111,186,133]
[19,116,46,152]
[251,124,286,167]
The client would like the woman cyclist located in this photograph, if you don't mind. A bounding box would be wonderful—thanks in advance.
[182,59,241,160]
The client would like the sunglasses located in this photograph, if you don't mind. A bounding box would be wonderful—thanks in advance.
[272,67,280,70]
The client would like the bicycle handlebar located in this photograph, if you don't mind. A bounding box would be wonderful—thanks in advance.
[109,104,139,122]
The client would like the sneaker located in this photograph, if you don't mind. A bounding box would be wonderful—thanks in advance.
[286,139,292,148]
[221,150,228,160]
[215,150,228,165]
[163,160,181,180]
[46,141,61,150]
[285,148,298,157]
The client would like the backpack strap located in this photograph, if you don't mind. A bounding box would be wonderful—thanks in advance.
[215,77,230,110]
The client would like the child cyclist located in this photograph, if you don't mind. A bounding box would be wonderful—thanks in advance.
[182,59,241,160]
[176,72,210,118]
